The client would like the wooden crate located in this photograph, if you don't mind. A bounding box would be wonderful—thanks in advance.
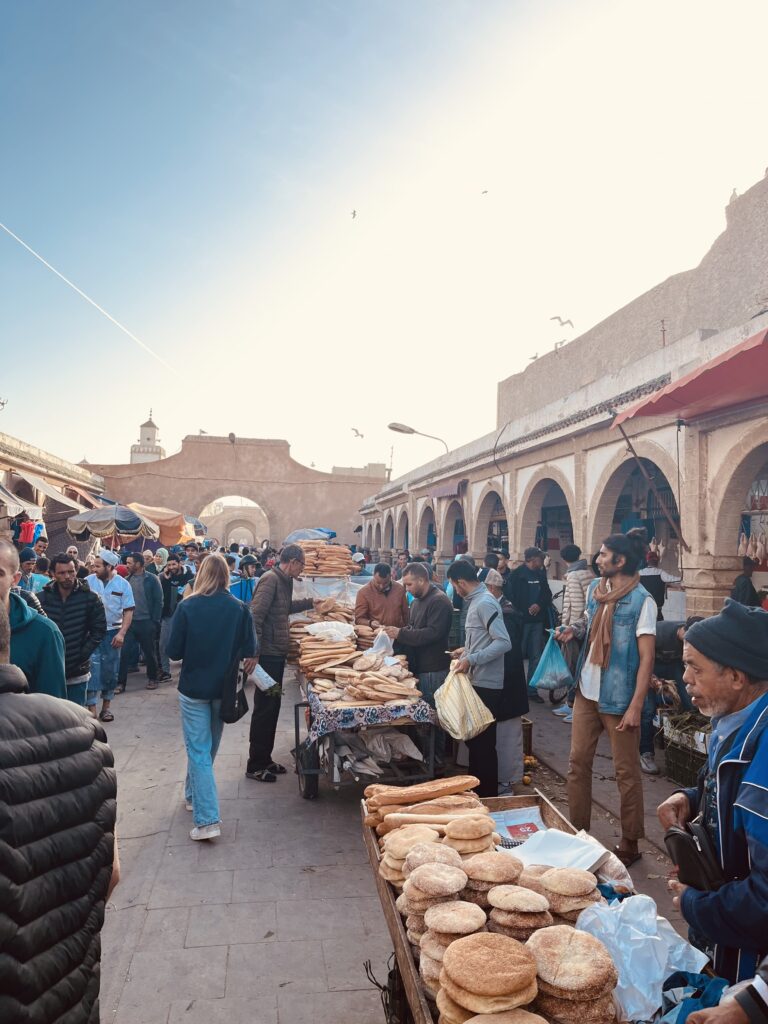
[361,791,575,1023]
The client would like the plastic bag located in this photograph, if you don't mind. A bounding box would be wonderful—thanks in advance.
[529,631,573,691]
[577,895,709,1022]
[434,666,495,741]
[371,630,395,657]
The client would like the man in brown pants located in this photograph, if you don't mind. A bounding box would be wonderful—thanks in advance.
[557,529,655,867]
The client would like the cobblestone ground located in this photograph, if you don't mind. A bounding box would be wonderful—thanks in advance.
[100,667,391,1024]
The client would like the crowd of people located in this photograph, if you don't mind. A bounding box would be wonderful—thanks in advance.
[1,525,767,1020]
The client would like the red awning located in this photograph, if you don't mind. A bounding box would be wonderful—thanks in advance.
[613,328,768,426]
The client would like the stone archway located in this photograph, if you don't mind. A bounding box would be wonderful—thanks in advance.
[440,499,466,555]
[516,468,576,569]
[416,504,436,551]
[588,445,681,567]
[383,513,395,550]
[374,521,382,550]
[472,487,509,555]
[365,523,374,549]
[395,509,409,551]
[711,428,768,561]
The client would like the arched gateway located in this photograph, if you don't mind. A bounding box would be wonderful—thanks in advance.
[88,434,385,545]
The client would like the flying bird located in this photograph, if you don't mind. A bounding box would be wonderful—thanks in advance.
[351,209,357,219]
[351,428,364,438]
[550,316,574,328]
[481,190,488,195]
[529,353,539,361]
[554,340,567,351]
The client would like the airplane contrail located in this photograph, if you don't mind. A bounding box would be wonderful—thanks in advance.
[0,220,173,370]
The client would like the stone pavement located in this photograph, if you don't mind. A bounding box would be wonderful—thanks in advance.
[100,667,391,1024]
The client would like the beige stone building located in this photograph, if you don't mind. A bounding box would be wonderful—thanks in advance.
[360,174,768,616]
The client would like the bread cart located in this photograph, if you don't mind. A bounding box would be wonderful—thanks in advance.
[293,676,438,800]
[361,792,577,1024]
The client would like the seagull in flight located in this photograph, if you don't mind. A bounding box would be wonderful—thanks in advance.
[529,353,539,361]
[554,340,567,352]
[351,209,357,219]
[351,427,364,438]
[550,315,574,328]
[481,190,488,195]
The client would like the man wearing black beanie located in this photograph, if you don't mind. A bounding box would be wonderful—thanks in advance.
[658,600,768,985]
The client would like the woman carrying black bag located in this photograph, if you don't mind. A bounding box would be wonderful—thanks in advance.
[167,554,257,841]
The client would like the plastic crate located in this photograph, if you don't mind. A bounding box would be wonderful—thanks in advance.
[664,741,707,789]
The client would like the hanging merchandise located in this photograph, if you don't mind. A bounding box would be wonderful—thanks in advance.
[32,522,47,544]
[18,520,36,545]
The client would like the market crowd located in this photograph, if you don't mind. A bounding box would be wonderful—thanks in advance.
[1,527,767,1023]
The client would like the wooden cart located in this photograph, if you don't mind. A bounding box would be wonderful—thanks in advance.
[361,792,577,1024]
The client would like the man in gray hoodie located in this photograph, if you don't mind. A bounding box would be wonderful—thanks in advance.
[447,560,511,796]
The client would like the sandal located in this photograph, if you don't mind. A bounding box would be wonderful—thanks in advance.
[99,710,115,722]
[613,845,642,868]
[267,762,287,775]
[114,684,125,695]
[245,769,277,783]
[146,681,159,690]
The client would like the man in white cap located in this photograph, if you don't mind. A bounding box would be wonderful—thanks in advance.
[352,551,371,576]
[85,550,135,721]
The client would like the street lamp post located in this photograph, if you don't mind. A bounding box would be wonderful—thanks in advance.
[388,422,449,454]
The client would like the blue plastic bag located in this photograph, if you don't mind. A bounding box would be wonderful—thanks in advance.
[529,631,573,691]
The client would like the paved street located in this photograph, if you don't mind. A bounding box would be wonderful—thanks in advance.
[100,668,391,1024]
[101,671,686,1023]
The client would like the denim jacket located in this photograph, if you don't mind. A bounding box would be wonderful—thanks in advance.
[574,579,650,714]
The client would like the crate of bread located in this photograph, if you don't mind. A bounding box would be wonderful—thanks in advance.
[362,778,619,1024]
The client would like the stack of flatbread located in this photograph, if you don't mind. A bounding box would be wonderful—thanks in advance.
[439,932,539,1015]
[459,852,524,910]
[536,868,603,925]
[355,623,375,650]
[297,634,358,681]
[296,540,356,576]
[527,926,618,1024]
[486,885,554,941]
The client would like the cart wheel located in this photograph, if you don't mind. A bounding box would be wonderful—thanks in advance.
[297,741,320,800]
[548,686,568,704]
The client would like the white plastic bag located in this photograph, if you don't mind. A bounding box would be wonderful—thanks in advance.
[434,667,495,741]
[577,895,709,1022]
[248,664,280,692]
[370,629,395,656]
[305,621,356,641]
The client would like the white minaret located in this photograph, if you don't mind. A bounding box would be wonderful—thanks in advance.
[130,410,166,464]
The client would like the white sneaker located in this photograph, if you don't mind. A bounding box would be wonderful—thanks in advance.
[640,753,660,775]
[185,801,193,812]
[562,712,573,723]
[190,823,221,841]
[552,704,570,716]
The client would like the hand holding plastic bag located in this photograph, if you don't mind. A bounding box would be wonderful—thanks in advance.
[577,895,709,1022]
[434,664,495,741]
[529,630,573,691]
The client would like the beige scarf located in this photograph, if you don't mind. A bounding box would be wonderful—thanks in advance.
[588,573,641,669]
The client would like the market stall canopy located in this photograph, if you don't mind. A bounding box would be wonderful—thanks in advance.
[284,528,337,543]
[0,482,43,519]
[12,469,87,512]
[66,484,106,509]
[184,515,207,538]
[67,504,160,541]
[127,502,194,546]
[613,328,768,426]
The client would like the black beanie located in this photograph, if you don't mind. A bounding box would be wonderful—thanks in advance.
[685,599,768,680]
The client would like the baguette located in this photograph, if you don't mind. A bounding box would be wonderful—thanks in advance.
[367,775,480,810]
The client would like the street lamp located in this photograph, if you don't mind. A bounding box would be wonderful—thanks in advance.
[388,422,449,454]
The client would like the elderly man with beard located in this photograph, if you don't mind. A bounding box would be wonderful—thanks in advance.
[658,601,768,984]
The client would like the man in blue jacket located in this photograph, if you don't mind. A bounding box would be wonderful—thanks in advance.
[659,600,768,984]
[447,559,511,797]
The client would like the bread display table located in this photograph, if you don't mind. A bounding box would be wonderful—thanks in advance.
[293,677,438,800]
[361,792,577,1024]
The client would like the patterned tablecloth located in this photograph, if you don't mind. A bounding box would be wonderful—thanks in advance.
[305,683,437,742]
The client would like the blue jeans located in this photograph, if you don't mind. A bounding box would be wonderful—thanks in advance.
[521,623,545,686]
[87,629,121,706]
[179,692,224,827]
[419,670,449,760]
[66,681,88,706]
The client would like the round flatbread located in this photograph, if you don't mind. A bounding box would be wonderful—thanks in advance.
[465,1011,549,1024]
[525,926,617,996]
[386,826,441,859]
[546,890,602,914]
[460,887,491,908]
[539,868,598,897]
[440,971,539,1015]
[379,862,406,884]
[443,835,496,854]
[406,914,426,935]
[537,975,615,1001]
[420,930,450,961]
[395,891,409,915]
[424,900,487,935]
[490,908,553,930]
[534,991,616,1024]
[488,885,550,913]
[419,952,442,983]
[381,853,406,871]
[436,986,476,1024]
[405,842,463,873]
[409,863,468,897]
[464,852,523,884]
[442,932,537,996]
[444,815,495,840]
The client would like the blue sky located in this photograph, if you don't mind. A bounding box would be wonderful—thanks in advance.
[2,1,768,483]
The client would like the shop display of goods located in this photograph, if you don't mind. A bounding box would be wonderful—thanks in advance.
[296,540,357,576]
[439,932,539,1014]
[297,634,358,681]
[527,926,618,1024]
[459,852,524,910]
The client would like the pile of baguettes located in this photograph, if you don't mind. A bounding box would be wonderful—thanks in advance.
[301,644,424,708]
[365,776,618,1024]
[296,540,357,576]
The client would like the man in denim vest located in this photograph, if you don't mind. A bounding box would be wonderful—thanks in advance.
[559,529,655,867]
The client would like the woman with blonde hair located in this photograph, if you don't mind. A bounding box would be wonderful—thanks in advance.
[167,553,257,840]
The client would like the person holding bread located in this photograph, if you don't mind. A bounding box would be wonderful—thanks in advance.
[445,559,512,797]
[658,601,768,984]
[354,563,409,629]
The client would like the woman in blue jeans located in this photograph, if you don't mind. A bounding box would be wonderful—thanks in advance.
[167,555,257,840]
